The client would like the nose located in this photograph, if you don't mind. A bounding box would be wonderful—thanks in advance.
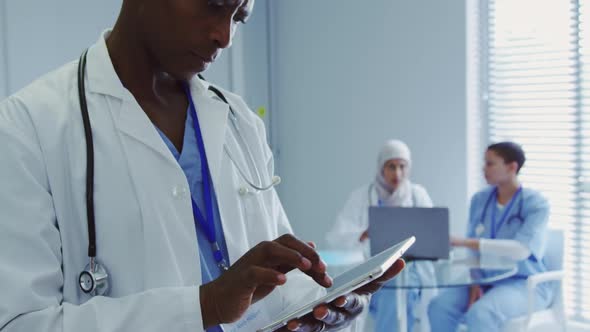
[395,168,403,179]
[210,19,234,49]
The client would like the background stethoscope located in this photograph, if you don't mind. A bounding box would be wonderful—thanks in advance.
[476,187,524,238]
[76,50,280,296]
[367,183,416,207]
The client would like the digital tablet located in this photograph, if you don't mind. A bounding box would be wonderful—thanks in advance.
[257,236,415,332]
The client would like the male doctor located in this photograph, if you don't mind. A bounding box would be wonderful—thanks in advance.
[0,0,404,331]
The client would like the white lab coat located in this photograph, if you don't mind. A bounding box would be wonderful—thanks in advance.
[0,32,328,332]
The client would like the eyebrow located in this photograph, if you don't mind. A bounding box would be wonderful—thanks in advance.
[209,0,251,18]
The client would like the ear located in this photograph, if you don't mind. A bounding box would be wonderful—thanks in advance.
[508,161,519,175]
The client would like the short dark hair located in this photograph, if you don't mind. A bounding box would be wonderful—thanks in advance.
[487,142,526,174]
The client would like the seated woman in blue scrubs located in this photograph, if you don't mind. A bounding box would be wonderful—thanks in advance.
[428,142,554,332]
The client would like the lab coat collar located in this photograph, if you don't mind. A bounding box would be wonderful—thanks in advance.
[84,30,213,103]
[84,30,211,101]
[85,30,229,182]
[85,30,134,101]
[82,31,177,167]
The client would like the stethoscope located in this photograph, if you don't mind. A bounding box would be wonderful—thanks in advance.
[475,187,524,239]
[206,80,282,195]
[367,183,416,207]
[76,50,280,296]
[368,183,378,206]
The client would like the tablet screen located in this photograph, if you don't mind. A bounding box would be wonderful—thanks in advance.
[257,236,415,332]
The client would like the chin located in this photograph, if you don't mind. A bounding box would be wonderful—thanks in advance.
[170,62,211,82]
[195,62,211,73]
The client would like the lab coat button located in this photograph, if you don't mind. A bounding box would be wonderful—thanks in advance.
[172,186,188,198]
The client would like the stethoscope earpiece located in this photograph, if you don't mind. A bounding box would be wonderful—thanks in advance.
[238,176,281,196]
[271,176,282,186]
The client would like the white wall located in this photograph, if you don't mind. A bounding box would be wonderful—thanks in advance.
[0,1,9,99]
[235,0,273,134]
[2,0,121,94]
[270,0,469,247]
[0,0,236,97]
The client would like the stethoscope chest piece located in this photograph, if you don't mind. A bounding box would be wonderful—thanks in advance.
[79,259,109,296]
[475,223,485,236]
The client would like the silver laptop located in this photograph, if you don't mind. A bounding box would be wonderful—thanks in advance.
[368,207,450,260]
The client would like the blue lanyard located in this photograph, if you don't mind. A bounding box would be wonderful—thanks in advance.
[490,187,522,239]
[186,86,228,271]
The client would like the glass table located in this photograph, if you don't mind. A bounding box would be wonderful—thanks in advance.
[383,249,519,331]
[319,249,519,331]
[387,250,519,289]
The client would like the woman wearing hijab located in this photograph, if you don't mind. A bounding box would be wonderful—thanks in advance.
[326,140,436,332]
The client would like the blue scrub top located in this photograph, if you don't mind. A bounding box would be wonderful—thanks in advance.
[467,186,551,278]
[155,109,229,332]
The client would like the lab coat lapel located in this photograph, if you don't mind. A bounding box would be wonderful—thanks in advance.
[85,31,179,167]
[115,99,179,167]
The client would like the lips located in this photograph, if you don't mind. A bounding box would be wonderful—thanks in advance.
[191,51,216,63]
